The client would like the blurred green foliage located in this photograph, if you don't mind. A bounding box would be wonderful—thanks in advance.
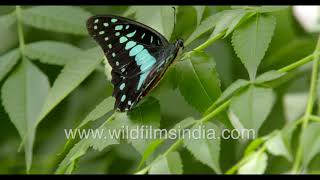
[0,5,320,174]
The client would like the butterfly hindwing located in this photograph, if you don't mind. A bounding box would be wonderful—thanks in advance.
[111,70,141,111]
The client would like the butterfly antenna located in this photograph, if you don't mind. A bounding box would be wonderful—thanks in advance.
[172,6,177,39]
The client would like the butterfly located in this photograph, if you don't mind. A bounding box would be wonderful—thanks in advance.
[86,15,184,112]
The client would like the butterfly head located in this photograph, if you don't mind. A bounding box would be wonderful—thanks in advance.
[175,39,184,49]
[172,39,184,61]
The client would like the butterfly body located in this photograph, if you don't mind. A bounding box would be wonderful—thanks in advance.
[87,15,183,112]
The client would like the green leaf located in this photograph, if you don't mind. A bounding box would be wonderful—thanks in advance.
[128,97,161,128]
[76,97,115,129]
[160,6,176,40]
[127,97,161,154]
[25,41,83,65]
[238,152,268,174]
[0,49,20,82]
[149,152,183,174]
[127,6,175,40]
[231,6,288,13]
[230,85,275,133]
[283,75,309,121]
[265,131,292,161]
[123,6,137,17]
[176,51,221,114]
[55,117,120,174]
[172,117,197,130]
[255,70,286,84]
[183,122,221,174]
[0,12,16,28]
[60,96,115,166]
[232,14,276,80]
[223,11,252,38]
[258,6,289,13]
[36,47,103,124]
[0,13,18,54]
[280,120,299,160]
[1,59,50,171]
[213,79,250,107]
[56,140,88,174]
[138,139,164,169]
[301,123,320,167]
[185,11,224,46]
[211,9,246,38]
[21,6,91,35]
[193,6,205,25]
[263,38,316,70]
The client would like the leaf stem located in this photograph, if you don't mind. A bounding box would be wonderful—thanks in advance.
[16,6,25,56]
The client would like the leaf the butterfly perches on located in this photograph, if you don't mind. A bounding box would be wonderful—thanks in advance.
[87,15,184,112]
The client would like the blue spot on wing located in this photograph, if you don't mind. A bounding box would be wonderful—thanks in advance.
[121,95,126,102]
[137,72,149,91]
[135,49,150,65]
[120,36,128,43]
[134,49,156,90]
[129,45,144,57]
[115,25,123,30]
[126,30,136,38]
[120,83,125,90]
[125,41,136,50]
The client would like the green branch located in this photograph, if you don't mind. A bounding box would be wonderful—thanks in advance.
[293,36,320,172]
[309,115,320,122]
[277,53,320,73]
[193,32,224,52]
[292,35,320,173]
[226,145,267,174]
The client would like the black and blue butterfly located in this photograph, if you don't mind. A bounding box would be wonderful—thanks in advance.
[87,15,184,112]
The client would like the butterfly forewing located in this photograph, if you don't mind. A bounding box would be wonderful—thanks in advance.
[87,15,176,111]
[87,15,168,63]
